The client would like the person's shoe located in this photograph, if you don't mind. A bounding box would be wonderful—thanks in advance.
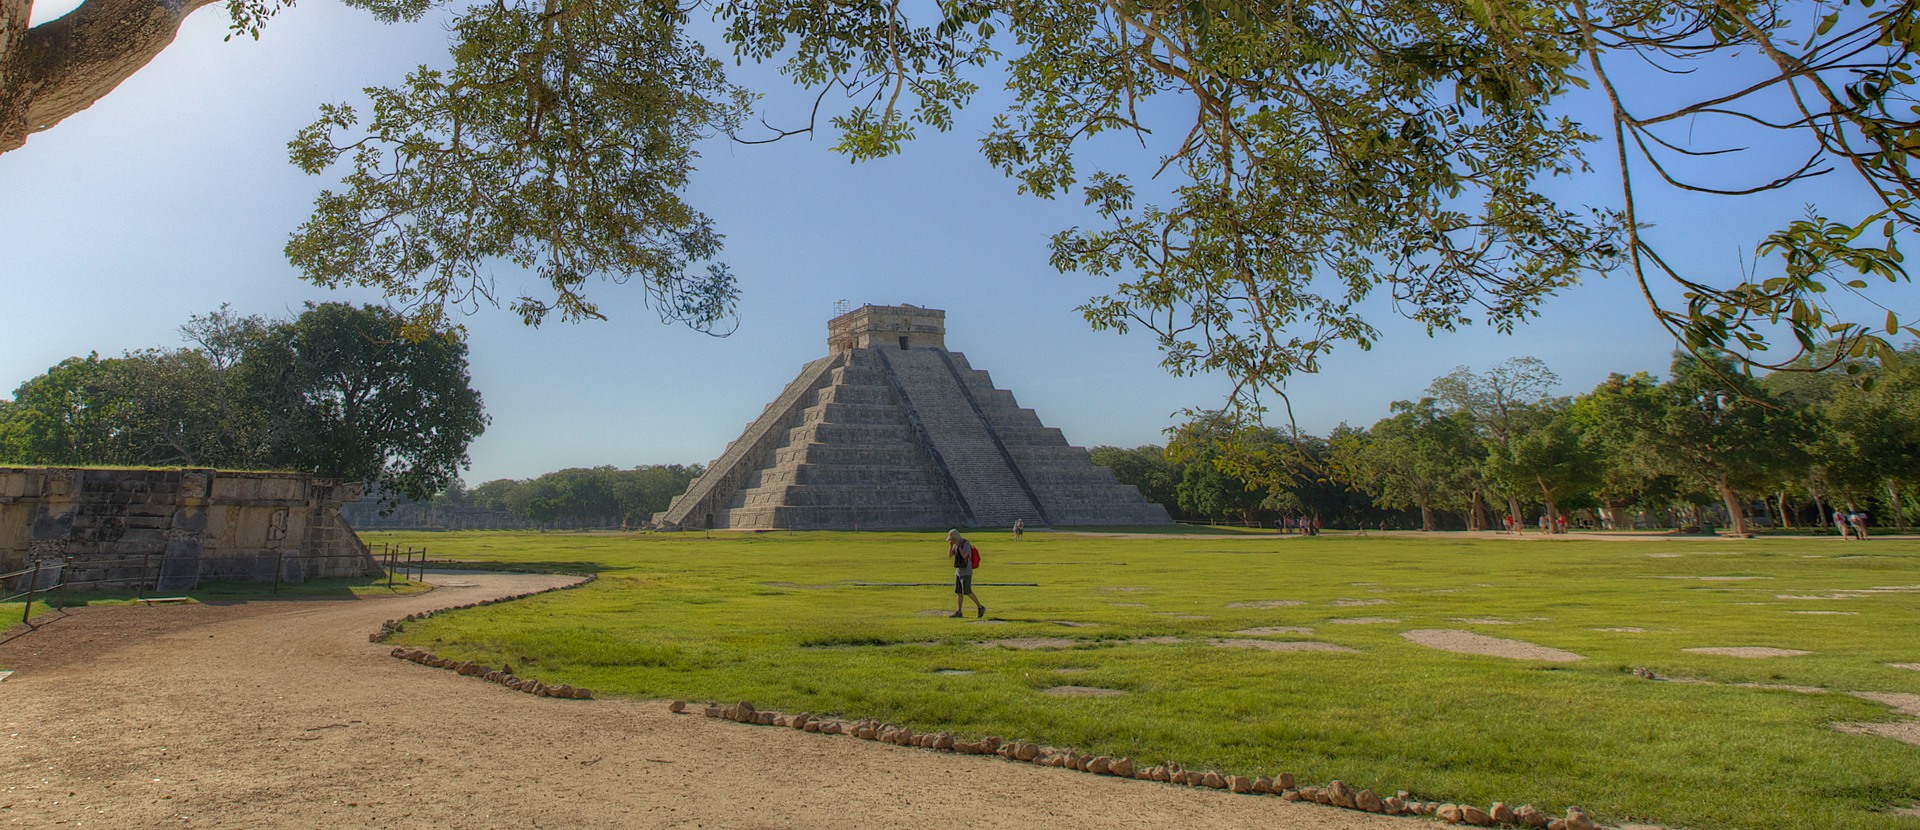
[977,605,987,618]
[948,612,964,618]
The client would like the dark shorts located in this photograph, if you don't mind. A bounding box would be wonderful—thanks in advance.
[954,573,973,594]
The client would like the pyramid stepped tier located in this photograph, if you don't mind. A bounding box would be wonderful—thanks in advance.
[947,355,1174,526]
[653,304,1172,530]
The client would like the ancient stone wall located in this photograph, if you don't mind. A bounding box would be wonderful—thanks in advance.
[0,467,377,590]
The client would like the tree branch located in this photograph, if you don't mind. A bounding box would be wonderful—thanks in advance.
[1,0,223,153]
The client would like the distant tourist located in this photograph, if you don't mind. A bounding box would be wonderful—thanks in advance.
[1013,518,1025,541]
[1834,508,1853,539]
[1850,510,1870,540]
[947,529,987,618]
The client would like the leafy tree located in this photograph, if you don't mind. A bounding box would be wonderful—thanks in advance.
[1586,352,1811,535]
[1167,413,1283,523]
[0,354,118,465]
[1791,349,1920,528]
[1088,445,1185,518]
[9,0,1915,388]
[1571,372,1668,529]
[244,302,489,503]
[1337,399,1482,531]
[1428,357,1562,528]
[1484,404,1599,531]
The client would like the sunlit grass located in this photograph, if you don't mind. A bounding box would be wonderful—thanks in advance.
[366,529,1920,830]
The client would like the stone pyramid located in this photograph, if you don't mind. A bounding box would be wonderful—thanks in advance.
[654,305,1172,530]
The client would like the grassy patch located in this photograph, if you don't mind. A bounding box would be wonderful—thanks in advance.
[366,529,1920,830]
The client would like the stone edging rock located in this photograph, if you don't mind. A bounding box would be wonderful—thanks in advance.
[368,572,599,643]
[371,572,601,700]
[388,646,594,700]
[669,699,1605,830]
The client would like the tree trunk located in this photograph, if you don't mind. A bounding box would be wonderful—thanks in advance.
[1712,474,1748,536]
[1775,492,1791,529]
[1468,489,1485,531]
[1507,495,1524,533]
[1418,501,1435,532]
[1,0,221,153]
[1886,479,1908,531]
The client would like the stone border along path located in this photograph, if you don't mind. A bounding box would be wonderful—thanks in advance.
[675,698,1610,830]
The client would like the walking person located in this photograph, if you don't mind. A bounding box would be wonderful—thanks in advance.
[947,529,987,618]
[1834,508,1853,540]
[1013,518,1025,541]
[1850,509,1870,540]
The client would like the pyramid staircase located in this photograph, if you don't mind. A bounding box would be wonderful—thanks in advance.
[654,306,1171,530]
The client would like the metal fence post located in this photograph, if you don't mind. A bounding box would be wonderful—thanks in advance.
[273,548,285,595]
[22,560,41,626]
[60,556,71,612]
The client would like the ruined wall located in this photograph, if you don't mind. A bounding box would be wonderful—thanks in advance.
[0,468,377,590]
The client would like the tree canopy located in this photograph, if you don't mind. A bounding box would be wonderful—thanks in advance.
[1128,349,1919,533]
[4,0,1914,385]
[0,303,489,504]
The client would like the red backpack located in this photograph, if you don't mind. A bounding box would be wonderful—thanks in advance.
[970,546,982,569]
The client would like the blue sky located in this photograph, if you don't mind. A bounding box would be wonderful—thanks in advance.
[3,1,1911,484]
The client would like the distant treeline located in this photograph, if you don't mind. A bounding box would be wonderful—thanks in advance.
[436,465,706,524]
[1090,348,1920,534]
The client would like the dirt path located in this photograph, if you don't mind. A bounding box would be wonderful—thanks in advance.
[0,573,1414,830]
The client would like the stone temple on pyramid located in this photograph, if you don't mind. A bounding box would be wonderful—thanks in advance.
[653,304,1172,530]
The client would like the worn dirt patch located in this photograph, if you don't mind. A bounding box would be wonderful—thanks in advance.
[1225,600,1304,609]
[1646,575,1771,580]
[1233,627,1313,636]
[1732,683,1827,694]
[1041,686,1129,697]
[1683,647,1814,658]
[1832,721,1920,745]
[1401,629,1585,662]
[1645,551,1747,557]
[1048,621,1101,628]
[1888,663,1920,671]
[1327,617,1401,625]
[1851,691,1920,717]
[1790,610,1857,615]
[976,638,1079,649]
[1208,639,1359,654]
[1329,598,1391,607]
[1453,618,1518,625]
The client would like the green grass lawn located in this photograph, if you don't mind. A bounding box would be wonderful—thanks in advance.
[365,529,1920,830]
